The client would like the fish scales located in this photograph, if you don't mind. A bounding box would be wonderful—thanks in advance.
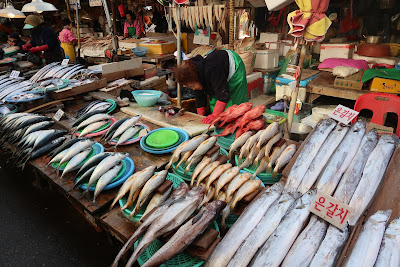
[374,217,400,267]
[284,119,336,193]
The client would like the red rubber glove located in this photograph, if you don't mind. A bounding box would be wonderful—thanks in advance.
[22,43,32,51]
[197,107,206,116]
[29,44,49,54]
[124,33,129,37]
[202,100,227,124]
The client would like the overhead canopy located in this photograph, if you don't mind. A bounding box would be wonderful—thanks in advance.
[287,0,331,42]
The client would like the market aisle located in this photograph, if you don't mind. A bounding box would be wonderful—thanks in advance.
[0,162,118,267]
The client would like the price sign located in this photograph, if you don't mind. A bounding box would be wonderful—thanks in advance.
[329,104,359,125]
[309,190,352,229]
[61,59,69,65]
[53,109,65,122]
[69,0,81,10]
[89,0,102,7]
[10,70,20,78]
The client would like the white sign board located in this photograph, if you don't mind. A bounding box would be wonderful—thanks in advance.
[89,0,102,7]
[53,109,65,121]
[329,104,359,125]
[61,59,69,65]
[10,70,20,78]
[309,190,352,229]
[69,0,81,10]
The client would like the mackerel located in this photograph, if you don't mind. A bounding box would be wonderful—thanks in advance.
[59,139,95,168]
[110,115,142,140]
[75,113,112,130]
[284,119,336,193]
[375,217,400,267]
[227,192,297,267]
[76,152,113,178]
[79,120,108,137]
[101,118,128,142]
[115,126,141,146]
[204,182,283,267]
[74,166,96,189]
[297,123,349,194]
[93,163,123,201]
[348,134,396,225]
[344,210,392,267]
[47,138,88,160]
[60,149,91,178]
[315,121,366,195]
[250,190,316,267]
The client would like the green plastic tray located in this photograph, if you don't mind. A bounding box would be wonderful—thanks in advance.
[146,129,180,148]
[234,155,282,184]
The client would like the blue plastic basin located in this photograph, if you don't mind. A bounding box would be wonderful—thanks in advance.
[132,90,162,107]
[132,47,148,57]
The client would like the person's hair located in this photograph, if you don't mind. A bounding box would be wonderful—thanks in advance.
[174,60,200,85]
[63,18,71,26]
[126,12,135,20]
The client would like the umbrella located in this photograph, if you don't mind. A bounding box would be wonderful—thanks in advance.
[287,0,331,42]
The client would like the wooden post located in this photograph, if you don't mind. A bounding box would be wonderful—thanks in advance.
[228,0,234,50]
[64,0,73,24]
[176,4,182,108]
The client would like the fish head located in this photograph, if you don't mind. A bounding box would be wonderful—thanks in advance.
[204,200,227,213]
[117,152,130,160]
[188,186,205,198]
[172,182,190,197]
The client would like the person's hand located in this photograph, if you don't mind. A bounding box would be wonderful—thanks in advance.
[202,114,216,124]
[22,43,32,51]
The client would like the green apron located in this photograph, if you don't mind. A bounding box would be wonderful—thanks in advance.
[128,27,136,38]
[209,50,249,112]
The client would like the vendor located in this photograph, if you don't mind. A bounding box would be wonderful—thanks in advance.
[22,14,64,64]
[124,12,136,38]
[59,19,76,62]
[175,49,249,124]
[9,33,25,53]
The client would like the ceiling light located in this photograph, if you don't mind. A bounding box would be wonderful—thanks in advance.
[0,2,26,18]
[22,0,57,13]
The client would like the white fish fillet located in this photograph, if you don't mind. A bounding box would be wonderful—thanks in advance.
[348,134,397,226]
[344,210,392,267]
[284,119,336,193]
[375,217,400,267]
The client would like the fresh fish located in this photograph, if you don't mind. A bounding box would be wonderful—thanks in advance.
[252,157,269,178]
[205,163,233,191]
[343,210,392,267]
[46,149,68,167]
[180,134,209,154]
[93,163,123,202]
[309,225,349,267]
[46,138,88,160]
[297,123,349,194]
[284,119,336,193]
[250,190,316,267]
[21,121,54,140]
[315,121,366,195]
[374,217,400,267]
[227,192,297,267]
[253,145,267,167]
[235,117,264,139]
[75,113,112,131]
[348,134,396,226]
[190,156,211,187]
[217,191,226,202]
[266,143,288,173]
[239,146,258,169]
[264,132,283,159]
[174,151,193,170]
[184,155,202,174]
[255,122,279,152]
[165,141,189,170]
[60,148,91,179]
[272,144,296,178]
[140,201,226,267]
[281,215,328,267]
[125,187,205,267]
[76,152,113,178]
[27,137,66,163]
[130,170,168,216]
[119,166,157,210]
[219,102,253,127]
[31,130,67,152]
[239,130,264,162]
[196,161,221,186]
[58,139,95,169]
[334,130,379,204]
[209,104,238,127]
[110,115,142,140]
[204,182,283,267]
[79,120,109,137]
[225,172,252,203]
[115,126,141,146]
[142,187,173,219]
[101,118,129,142]
[87,153,129,191]
[186,136,217,163]
[138,129,148,137]
[198,186,215,209]
[235,105,265,130]
[230,179,261,210]
[229,131,253,159]
[74,166,96,189]
[214,167,240,198]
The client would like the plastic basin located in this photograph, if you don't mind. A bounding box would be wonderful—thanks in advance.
[132,90,162,107]
[131,47,148,57]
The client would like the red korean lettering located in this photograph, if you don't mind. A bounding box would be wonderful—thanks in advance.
[339,110,349,118]
[326,202,338,218]
[335,207,349,224]
[332,107,342,116]
[315,197,325,212]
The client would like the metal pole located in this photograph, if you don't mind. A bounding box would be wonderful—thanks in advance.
[285,44,307,139]
[176,4,182,108]
[75,3,81,52]
[101,0,117,52]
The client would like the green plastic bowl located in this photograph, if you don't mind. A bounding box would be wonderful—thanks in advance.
[132,90,162,107]
[146,129,180,148]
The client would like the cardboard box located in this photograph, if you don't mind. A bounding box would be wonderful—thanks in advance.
[334,71,364,90]
[133,76,167,92]
[99,58,144,82]
[370,77,400,94]
[139,41,176,55]
[254,50,279,69]
[259,32,280,43]
[320,43,356,62]
[143,63,157,79]
[366,122,394,135]
[247,77,263,99]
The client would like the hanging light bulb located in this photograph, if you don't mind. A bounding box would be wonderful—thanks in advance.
[0,1,26,18]
[21,0,58,13]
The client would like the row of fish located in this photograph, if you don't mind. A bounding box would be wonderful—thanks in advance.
[29,62,92,83]
[77,100,113,118]
[211,102,267,138]
[113,184,226,267]
[0,75,33,101]
[228,122,297,177]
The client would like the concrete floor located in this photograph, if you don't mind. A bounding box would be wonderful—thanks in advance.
[0,162,119,267]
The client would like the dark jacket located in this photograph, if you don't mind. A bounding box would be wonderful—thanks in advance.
[190,50,230,108]
[30,23,64,63]
[15,39,25,53]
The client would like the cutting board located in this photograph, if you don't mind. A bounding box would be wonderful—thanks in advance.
[121,103,214,137]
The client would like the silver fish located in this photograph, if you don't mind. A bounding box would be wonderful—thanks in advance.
[76,113,112,131]
[46,149,68,167]
[60,148,91,178]
[375,217,400,267]
[79,120,109,137]
[59,139,95,168]
[186,136,217,163]
[272,144,296,178]
[344,210,392,267]
[348,135,396,226]
[115,126,141,146]
[229,131,253,158]
[93,163,122,201]
[111,115,142,140]
[142,187,173,219]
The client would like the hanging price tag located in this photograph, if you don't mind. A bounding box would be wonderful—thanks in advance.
[61,59,69,65]
[329,104,359,125]
[89,0,102,7]
[10,70,20,78]
[309,191,353,229]
[53,109,65,121]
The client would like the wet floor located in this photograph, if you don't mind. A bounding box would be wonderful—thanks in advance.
[0,160,119,267]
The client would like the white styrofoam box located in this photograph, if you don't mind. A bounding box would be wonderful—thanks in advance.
[352,53,397,67]
[254,50,279,69]
[259,32,280,43]
[312,42,321,54]
[319,43,356,62]
[282,44,294,56]
[266,0,295,11]
[276,84,307,102]
[265,42,281,50]
[247,72,263,83]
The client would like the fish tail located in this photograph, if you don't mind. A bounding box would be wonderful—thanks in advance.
[165,162,171,170]
[184,162,192,175]
[266,164,273,174]
[272,168,278,178]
